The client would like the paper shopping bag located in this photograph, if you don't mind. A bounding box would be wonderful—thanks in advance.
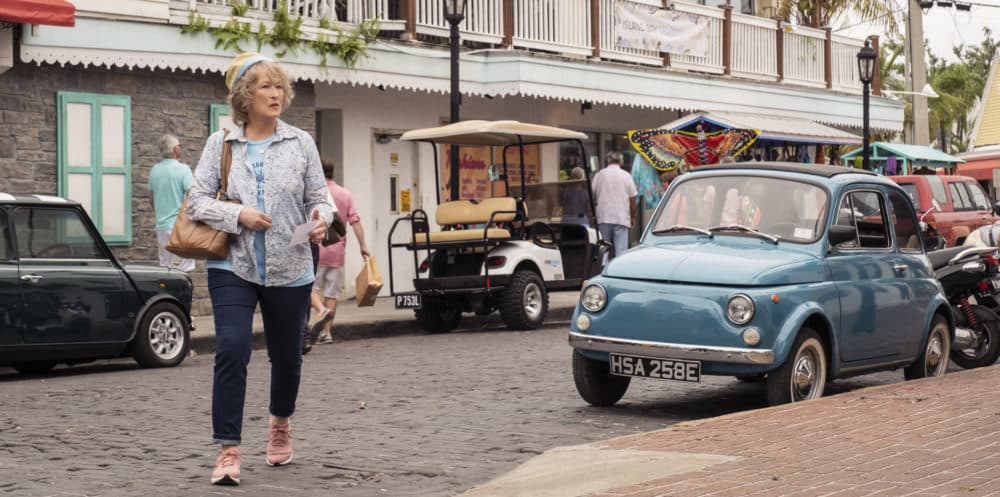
[355,256,383,307]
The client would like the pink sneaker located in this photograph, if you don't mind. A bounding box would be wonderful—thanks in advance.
[211,446,241,485]
[266,421,293,466]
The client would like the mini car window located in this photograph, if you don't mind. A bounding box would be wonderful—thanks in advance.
[654,176,828,243]
[13,208,104,259]
[926,176,948,206]
[834,191,889,249]
[949,182,971,210]
[899,184,921,212]
[889,191,921,252]
[0,210,9,260]
[966,182,991,211]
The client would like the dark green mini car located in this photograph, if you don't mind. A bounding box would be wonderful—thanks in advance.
[0,194,193,374]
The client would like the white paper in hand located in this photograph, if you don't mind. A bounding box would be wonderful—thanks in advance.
[289,221,314,247]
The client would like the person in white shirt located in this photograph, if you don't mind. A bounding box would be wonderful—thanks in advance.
[591,151,638,260]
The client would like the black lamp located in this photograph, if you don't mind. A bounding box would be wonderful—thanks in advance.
[444,0,467,200]
[857,39,876,171]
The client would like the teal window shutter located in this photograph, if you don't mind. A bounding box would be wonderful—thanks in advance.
[57,91,132,245]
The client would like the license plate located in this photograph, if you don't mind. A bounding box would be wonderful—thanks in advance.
[609,353,701,382]
[394,293,422,309]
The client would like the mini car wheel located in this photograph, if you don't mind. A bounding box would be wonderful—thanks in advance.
[904,315,950,380]
[415,297,462,334]
[572,350,630,406]
[12,361,57,375]
[130,302,189,368]
[950,307,1000,370]
[766,328,827,406]
[500,270,548,330]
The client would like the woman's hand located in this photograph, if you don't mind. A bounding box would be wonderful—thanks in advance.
[308,210,327,244]
[238,207,272,231]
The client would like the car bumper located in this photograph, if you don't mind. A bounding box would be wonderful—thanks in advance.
[569,331,774,365]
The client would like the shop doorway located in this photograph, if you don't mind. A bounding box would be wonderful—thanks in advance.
[371,131,419,295]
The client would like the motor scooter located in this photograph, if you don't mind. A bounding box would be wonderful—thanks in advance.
[927,246,1000,369]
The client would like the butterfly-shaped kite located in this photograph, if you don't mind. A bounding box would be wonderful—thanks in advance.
[628,125,759,172]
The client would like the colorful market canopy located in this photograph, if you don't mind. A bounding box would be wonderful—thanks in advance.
[841,142,964,173]
[0,0,75,27]
[658,111,863,145]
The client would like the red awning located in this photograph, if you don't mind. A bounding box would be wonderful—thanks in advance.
[958,157,1000,181]
[0,0,75,27]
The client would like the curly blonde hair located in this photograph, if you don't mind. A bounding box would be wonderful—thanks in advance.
[228,61,295,126]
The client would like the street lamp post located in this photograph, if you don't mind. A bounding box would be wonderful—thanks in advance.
[857,38,876,171]
[444,0,467,201]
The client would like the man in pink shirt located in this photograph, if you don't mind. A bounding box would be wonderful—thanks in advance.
[309,160,370,344]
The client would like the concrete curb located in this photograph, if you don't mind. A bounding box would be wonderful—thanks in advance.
[190,305,575,355]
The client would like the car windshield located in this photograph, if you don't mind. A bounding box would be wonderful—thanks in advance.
[651,175,829,243]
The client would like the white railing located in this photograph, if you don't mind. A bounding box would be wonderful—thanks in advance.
[416,0,504,44]
[730,12,778,81]
[599,0,663,66]
[783,25,827,88]
[830,34,863,93]
[184,0,401,25]
[513,0,592,57]
[669,2,725,74]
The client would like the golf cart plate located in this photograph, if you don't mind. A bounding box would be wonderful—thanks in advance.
[395,293,422,309]
[609,353,701,383]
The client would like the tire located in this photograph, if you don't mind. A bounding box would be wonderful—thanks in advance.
[499,270,548,330]
[415,297,461,334]
[130,302,189,368]
[572,350,630,406]
[950,306,1000,370]
[766,328,827,406]
[905,315,950,380]
[12,361,57,375]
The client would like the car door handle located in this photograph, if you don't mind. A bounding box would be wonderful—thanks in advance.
[20,274,43,283]
[892,264,908,273]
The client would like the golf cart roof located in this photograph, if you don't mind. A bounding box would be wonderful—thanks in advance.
[400,120,588,145]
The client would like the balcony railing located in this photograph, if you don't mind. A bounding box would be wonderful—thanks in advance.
[176,0,872,94]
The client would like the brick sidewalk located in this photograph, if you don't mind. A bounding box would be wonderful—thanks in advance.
[590,365,1000,497]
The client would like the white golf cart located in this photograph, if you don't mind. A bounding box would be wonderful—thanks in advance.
[387,120,609,333]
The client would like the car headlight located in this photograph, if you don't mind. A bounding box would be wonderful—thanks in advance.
[726,294,755,325]
[580,284,607,313]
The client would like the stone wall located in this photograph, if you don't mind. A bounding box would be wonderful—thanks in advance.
[0,61,317,316]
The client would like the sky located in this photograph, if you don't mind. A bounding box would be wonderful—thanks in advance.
[838,1,1000,61]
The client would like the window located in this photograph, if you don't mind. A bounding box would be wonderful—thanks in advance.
[0,210,10,261]
[834,191,889,249]
[966,182,991,210]
[13,208,104,259]
[926,176,948,206]
[949,182,971,210]
[210,104,234,134]
[889,191,920,252]
[899,184,921,212]
[57,92,132,245]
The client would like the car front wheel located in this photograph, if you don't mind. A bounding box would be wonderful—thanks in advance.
[572,350,630,406]
[130,302,189,368]
[766,328,827,406]
[904,315,950,380]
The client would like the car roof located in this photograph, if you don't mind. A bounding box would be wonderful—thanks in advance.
[0,193,80,206]
[691,162,878,178]
[400,120,589,145]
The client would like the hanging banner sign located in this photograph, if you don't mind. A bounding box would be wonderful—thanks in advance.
[614,0,711,59]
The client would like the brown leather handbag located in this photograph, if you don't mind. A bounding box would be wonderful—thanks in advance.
[166,132,239,260]
[322,211,347,246]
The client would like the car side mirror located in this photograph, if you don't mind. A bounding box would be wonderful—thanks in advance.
[828,224,857,247]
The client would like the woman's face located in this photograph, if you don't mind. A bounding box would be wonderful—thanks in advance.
[249,74,285,122]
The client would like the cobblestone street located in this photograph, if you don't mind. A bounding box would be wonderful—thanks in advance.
[0,325,901,497]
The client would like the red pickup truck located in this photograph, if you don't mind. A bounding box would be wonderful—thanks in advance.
[888,175,998,246]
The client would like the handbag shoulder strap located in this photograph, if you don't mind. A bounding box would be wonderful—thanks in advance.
[218,129,232,200]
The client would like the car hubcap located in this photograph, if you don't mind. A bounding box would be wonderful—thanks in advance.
[149,311,183,360]
[523,282,542,321]
[925,330,946,376]
[791,345,821,401]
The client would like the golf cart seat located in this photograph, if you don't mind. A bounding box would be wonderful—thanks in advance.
[412,197,518,245]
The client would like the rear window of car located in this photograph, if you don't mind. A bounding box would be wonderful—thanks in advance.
[966,182,991,210]
[949,182,972,210]
[899,184,921,212]
[926,176,948,206]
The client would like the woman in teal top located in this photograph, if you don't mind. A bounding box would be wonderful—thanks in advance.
[187,52,333,486]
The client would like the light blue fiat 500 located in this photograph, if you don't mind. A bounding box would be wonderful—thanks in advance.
[570,163,953,406]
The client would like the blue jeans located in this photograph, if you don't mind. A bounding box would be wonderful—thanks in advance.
[208,269,312,445]
[598,223,630,262]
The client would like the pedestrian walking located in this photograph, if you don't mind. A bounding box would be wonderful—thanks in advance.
[149,134,196,271]
[186,52,334,486]
[591,151,637,260]
[309,159,370,344]
[561,166,590,227]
